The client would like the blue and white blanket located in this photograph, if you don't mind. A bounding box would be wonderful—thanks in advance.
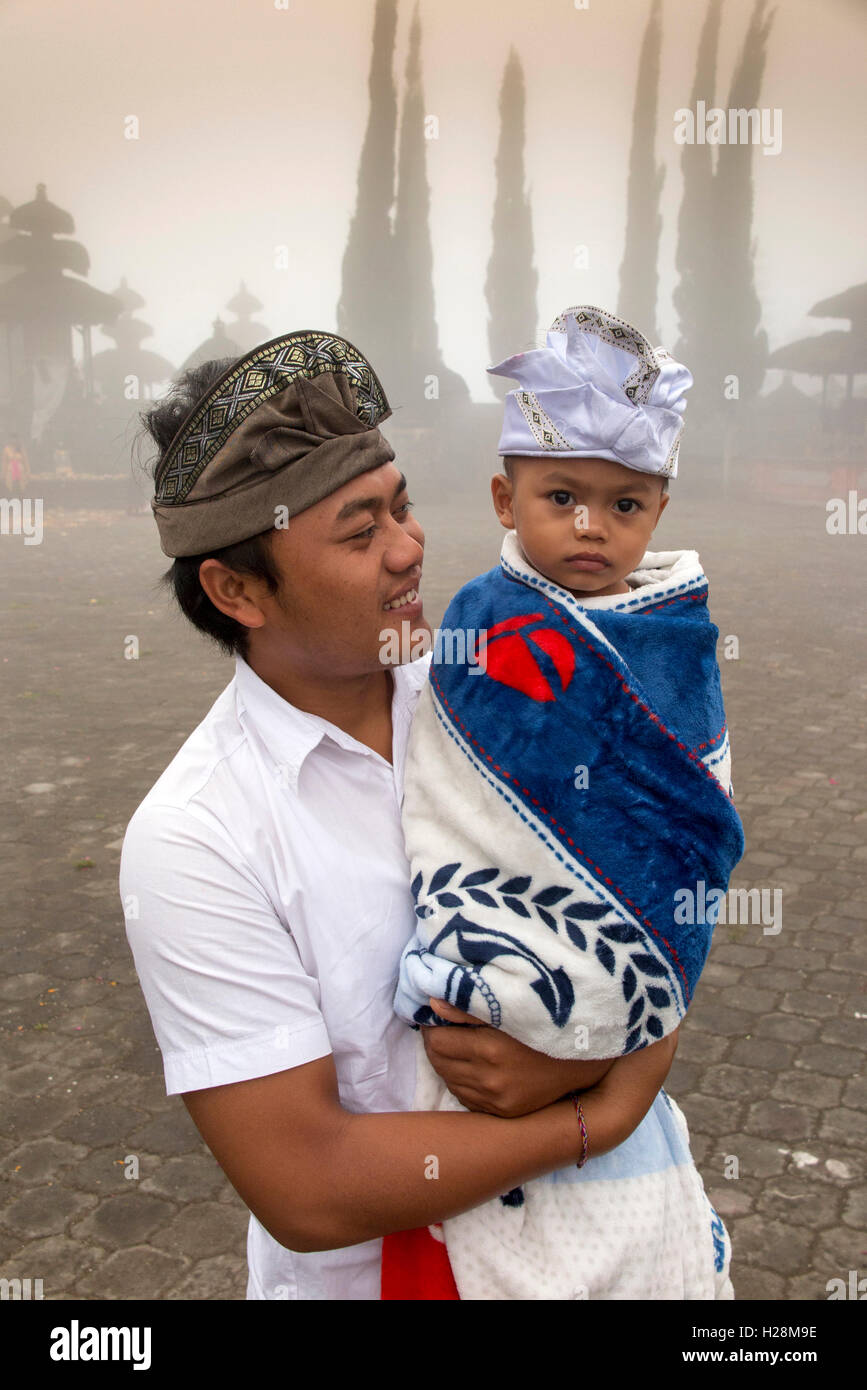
[394,530,745,1299]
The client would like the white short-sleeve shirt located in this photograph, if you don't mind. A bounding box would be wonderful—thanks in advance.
[120,651,432,1300]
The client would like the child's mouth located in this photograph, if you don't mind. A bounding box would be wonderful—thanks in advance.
[564,554,609,572]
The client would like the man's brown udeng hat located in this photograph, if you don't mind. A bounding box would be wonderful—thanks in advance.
[152,330,395,557]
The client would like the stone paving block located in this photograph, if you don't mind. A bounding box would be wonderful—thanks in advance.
[710,944,770,969]
[770,1070,843,1108]
[731,1265,787,1299]
[5,1136,88,1185]
[2,1234,108,1297]
[3,1092,81,1142]
[74,1245,188,1300]
[126,1108,202,1155]
[727,1214,815,1278]
[665,1058,701,1094]
[779,990,842,1021]
[70,1192,176,1249]
[53,1102,150,1149]
[705,1182,754,1219]
[743,1100,816,1144]
[748,967,807,993]
[139,1153,230,1205]
[796,1043,863,1077]
[3,1185,96,1241]
[697,962,743,989]
[679,1092,746,1135]
[817,1106,867,1148]
[0,974,52,1003]
[724,986,783,1015]
[842,1075,867,1108]
[700,1064,771,1104]
[840,1187,867,1230]
[164,1253,246,1301]
[677,1002,760,1038]
[676,1028,731,1066]
[727,1037,794,1071]
[786,1272,836,1301]
[755,1175,842,1229]
[814,1228,867,1285]
[751,1013,817,1045]
[60,1145,159,1196]
[149,1200,249,1262]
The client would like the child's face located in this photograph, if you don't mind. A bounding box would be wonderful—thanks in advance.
[490,455,669,598]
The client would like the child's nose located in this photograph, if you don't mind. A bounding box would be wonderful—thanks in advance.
[573,505,606,536]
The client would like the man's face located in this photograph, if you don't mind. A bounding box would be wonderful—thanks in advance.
[491,455,669,598]
[251,461,430,677]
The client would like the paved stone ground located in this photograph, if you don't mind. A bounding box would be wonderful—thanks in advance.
[0,475,864,1300]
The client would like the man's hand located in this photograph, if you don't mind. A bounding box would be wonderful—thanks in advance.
[421,997,618,1118]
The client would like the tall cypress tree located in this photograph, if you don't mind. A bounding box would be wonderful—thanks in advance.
[672,0,722,418]
[485,47,538,398]
[713,0,773,409]
[337,0,399,390]
[618,0,665,345]
[391,4,467,407]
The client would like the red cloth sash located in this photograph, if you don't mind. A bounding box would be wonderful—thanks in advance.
[380,1225,460,1300]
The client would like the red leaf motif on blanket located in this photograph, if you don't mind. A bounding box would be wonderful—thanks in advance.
[477,614,575,701]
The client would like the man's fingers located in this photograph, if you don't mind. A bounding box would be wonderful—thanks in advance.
[422,1023,487,1066]
[427,997,487,1026]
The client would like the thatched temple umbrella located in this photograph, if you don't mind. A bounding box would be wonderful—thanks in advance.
[807,282,867,404]
[0,185,120,435]
[767,330,867,429]
[224,282,270,353]
[93,277,175,403]
[182,316,241,371]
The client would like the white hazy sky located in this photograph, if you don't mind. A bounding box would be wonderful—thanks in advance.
[3,0,865,399]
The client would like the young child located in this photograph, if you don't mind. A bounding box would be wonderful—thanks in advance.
[391,305,745,1300]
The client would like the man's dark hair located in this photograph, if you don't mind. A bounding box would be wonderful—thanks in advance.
[138,358,281,658]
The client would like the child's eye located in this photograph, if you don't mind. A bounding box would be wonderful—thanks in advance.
[615,499,642,514]
[549,490,574,507]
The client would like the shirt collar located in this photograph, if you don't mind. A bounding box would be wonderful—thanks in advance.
[233,651,431,793]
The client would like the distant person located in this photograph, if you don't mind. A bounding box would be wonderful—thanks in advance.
[2,436,29,496]
[391,305,745,1298]
[53,441,74,478]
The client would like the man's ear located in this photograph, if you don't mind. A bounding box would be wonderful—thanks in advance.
[491,472,515,530]
[198,559,268,633]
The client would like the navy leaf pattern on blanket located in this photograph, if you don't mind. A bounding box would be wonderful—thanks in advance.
[410,863,677,1047]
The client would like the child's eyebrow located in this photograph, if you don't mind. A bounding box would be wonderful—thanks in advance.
[538,470,658,493]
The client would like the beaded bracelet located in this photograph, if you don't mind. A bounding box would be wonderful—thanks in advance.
[570,1092,589,1168]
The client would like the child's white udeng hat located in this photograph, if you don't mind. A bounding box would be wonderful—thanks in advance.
[487,304,693,478]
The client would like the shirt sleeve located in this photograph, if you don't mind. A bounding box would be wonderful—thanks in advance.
[119,801,332,1095]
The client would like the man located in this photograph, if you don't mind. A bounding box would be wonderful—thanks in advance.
[120,330,677,1300]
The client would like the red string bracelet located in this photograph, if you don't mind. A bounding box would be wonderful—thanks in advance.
[571,1093,589,1168]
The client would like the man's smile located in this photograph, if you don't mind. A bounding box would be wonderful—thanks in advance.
[383,582,422,611]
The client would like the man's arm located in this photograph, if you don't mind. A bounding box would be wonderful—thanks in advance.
[182,1030,675,1254]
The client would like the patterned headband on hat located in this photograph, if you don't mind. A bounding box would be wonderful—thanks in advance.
[487,305,694,478]
[152,330,395,557]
